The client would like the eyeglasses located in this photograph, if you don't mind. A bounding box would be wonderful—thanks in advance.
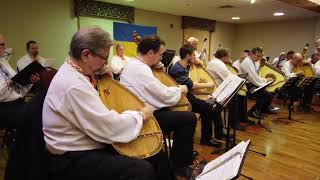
[91,51,109,61]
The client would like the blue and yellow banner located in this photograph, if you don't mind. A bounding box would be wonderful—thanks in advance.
[113,22,157,57]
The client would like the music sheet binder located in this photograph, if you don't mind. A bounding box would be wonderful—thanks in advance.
[196,140,251,180]
[210,74,246,107]
[278,77,303,93]
[11,61,45,86]
[249,81,273,94]
[297,77,319,89]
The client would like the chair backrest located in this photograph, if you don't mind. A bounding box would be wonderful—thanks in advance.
[5,90,49,180]
[38,68,57,89]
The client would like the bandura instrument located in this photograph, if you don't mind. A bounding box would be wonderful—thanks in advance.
[258,62,286,93]
[226,63,248,96]
[292,63,315,77]
[97,76,163,159]
[152,69,191,111]
[189,64,217,95]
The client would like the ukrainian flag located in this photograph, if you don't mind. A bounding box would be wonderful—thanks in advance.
[113,22,157,57]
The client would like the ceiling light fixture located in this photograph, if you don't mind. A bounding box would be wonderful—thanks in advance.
[251,0,256,4]
[125,0,135,2]
[232,17,240,20]
[273,12,284,16]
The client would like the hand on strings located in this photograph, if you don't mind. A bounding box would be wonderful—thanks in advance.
[30,73,40,83]
[194,60,204,67]
[139,104,155,122]
[178,85,188,94]
[206,95,216,105]
[154,61,165,72]
[98,65,114,78]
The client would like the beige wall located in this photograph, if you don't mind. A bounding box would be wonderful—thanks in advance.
[135,9,183,53]
[0,0,77,69]
[211,22,236,58]
[233,18,316,61]
[0,1,236,69]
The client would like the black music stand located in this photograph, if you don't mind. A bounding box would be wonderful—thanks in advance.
[276,77,304,123]
[161,50,176,72]
[211,79,246,154]
[297,77,319,111]
[247,81,273,132]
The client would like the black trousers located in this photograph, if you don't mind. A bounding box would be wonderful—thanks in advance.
[187,94,223,141]
[228,96,242,128]
[0,98,25,129]
[48,148,174,180]
[246,83,273,114]
[153,109,196,168]
[237,95,249,123]
[301,87,314,109]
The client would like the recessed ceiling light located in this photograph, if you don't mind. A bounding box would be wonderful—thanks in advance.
[125,0,135,2]
[273,12,284,16]
[251,0,256,4]
[232,17,240,20]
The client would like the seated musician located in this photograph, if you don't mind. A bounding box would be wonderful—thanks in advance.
[120,35,198,178]
[281,53,314,111]
[169,44,225,147]
[207,48,252,129]
[232,49,249,73]
[110,44,130,80]
[0,34,34,131]
[186,37,204,65]
[309,53,320,77]
[43,28,174,180]
[240,47,275,117]
[272,52,286,69]
[17,40,56,92]
[17,40,46,71]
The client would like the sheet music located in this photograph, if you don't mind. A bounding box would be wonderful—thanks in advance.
[250,80,273,94]
[196,140,251,180]
[211,74,245,104]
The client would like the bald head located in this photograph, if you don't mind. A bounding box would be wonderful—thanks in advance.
[186,37,198,49]
[291,52,303,66]
[0,34,6,57]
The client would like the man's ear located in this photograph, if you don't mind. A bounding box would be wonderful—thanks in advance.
[81,49,90,62]
[147,50,154,56]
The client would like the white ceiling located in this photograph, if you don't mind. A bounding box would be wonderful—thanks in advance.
[101,0,320,23]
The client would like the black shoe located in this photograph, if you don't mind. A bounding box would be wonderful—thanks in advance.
[173,166,193,178]
[248,111,260,119]
[263,109,277,114]
[200,139,222,148]
[215,133,227,140]
[192,151,199,160]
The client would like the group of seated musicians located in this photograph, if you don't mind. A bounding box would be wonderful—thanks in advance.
[206,48,252,130]
[42,28,201,180]
[4,26,320,180]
